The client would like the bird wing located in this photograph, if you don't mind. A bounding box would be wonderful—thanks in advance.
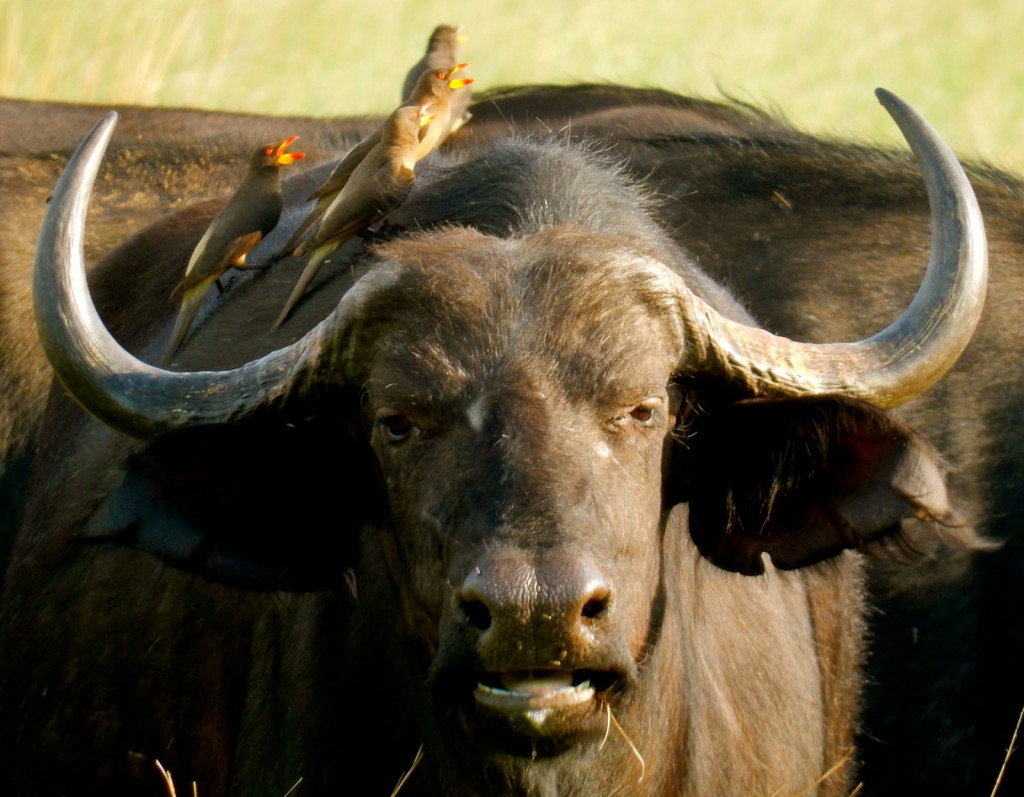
[309,132,381,201]
[273,166,415,332]
[165,230,263,363]
[277,197,327,259]
[173,231,263,297]
[309,163,415,250]
[163,286,207,366]
[181,217,218,280]
[278,132,383,259]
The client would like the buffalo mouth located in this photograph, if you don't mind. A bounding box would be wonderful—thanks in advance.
[462,668,620,755]
[475,669,604,712]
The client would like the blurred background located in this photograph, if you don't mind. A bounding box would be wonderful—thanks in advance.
[3,0,1022,167]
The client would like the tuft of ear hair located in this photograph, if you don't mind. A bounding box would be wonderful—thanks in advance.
[671,395,985,575]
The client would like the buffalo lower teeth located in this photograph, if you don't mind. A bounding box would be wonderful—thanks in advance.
[475,679,594,711]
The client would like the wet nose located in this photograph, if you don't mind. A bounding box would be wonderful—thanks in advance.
[455,551,612,652]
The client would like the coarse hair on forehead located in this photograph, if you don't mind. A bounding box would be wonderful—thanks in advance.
[362,225,686,403]
[368,225,685,337]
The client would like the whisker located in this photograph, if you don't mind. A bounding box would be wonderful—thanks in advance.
[598,701,612,751]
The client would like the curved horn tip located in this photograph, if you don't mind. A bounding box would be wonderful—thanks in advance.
[874,86,898,107]
[97,109,119,127]
[84,110,119,151]
[873,88,921,131]
[872,88,954,159]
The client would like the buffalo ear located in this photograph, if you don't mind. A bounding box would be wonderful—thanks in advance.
[673,396,957,575]
[81,420,379,591]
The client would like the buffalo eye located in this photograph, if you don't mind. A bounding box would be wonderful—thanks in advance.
[629,405,655,424]
[376,411,416,444]
[608,398,661,431]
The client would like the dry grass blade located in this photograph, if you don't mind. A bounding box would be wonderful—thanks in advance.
[608,707,646,784]
[157,760,300,797]
[990,702,1024,797]
[281,777,304,797]
[778,747,855,797]
[390,743,424,797]
[155,760,177,797]
[155,760,199,797]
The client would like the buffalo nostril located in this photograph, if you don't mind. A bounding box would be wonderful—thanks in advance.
[459,597,492,631]
[457,555,612,636]
[581,588,611,620]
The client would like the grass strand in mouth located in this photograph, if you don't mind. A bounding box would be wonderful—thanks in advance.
[608,706,645,784]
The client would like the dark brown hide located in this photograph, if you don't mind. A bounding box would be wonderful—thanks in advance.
[609,127,1024,794]
[0,86,1017,795]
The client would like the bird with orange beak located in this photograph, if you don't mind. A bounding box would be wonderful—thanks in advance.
[407,62,474,157]
[276,64,474,261]
[401,24,472,137]
[401,24,467,100]
[273,105,433,330]
[164,136,304,364]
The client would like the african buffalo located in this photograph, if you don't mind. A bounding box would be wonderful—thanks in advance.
[0,84,1018,796]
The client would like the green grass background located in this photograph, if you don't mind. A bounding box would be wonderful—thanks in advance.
[3,0,1022,167]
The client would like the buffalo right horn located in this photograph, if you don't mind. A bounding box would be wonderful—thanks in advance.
[33,112,398,440]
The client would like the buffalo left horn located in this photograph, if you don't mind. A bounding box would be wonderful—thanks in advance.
[33,112,400,440]
[668,88,987,407]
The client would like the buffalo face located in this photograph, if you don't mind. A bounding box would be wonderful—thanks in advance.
[351,229,682,757]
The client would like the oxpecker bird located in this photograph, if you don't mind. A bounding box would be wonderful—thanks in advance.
[272,106,430,330]
[407,63,474,159]
[401,24,472,137]
[163,136,304,364]
[276,64,473,261]
[317,65,471,198]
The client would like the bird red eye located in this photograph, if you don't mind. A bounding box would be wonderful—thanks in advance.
[435,70,446,79]
[264,147,274,156]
